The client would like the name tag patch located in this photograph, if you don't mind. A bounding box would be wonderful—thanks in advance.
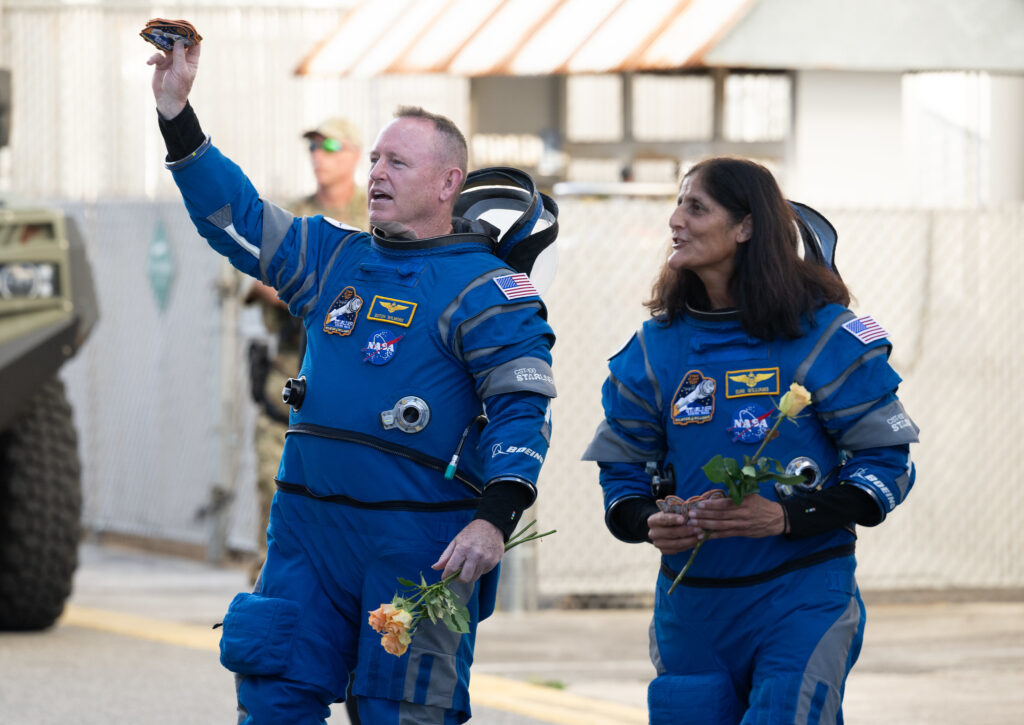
[725,368,780,398]
[366,295,417,327]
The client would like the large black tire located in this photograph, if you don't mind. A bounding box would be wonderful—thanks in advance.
[0,378,82,630]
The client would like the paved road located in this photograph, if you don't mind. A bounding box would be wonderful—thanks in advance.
[1,543,1023,724]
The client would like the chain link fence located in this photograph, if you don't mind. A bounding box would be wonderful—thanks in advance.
[55,197,1024,598]
[59,201,259,557]
[535,198,1024,598]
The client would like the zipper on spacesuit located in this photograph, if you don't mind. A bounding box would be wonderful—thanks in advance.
[286,422,484,494]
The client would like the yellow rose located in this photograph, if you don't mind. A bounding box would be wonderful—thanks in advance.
[778,383,811,419]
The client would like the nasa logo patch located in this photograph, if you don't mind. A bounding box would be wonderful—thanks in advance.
[323,286,363,336]
[362,329,403,365]
[670,370,716,426]
[728,403,772,444]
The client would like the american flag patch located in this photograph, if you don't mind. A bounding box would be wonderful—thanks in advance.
[493,273,538,300]
[842,315,888,344]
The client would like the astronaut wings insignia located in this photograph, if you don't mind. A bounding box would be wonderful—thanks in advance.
[729,372,773,387]
[379,301,409,314]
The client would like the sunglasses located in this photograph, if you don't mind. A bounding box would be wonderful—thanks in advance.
[309,138,344,153]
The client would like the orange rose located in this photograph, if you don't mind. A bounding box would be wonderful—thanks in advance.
[385,607,413,636]
[367,603,394,633]
[381,629,411,656]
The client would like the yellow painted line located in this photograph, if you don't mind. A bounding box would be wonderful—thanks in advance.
[60,605,648,725]
[61,605,220,652]
[469,674,647,725]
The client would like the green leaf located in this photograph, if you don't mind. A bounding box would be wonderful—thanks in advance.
[397,578,416,588]
[452,606,471,634]
[723,457,743,479]
[702,455,730,483]
[774,473,809,486]
[741,465,756,478]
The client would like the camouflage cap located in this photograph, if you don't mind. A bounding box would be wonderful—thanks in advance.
[302,117,362,148]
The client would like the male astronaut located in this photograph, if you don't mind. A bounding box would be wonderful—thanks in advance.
[148,41,556,724]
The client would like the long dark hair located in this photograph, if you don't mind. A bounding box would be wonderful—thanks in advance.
[646,157,849,339]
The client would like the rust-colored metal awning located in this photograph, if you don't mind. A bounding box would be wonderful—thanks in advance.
[295,0,755,77]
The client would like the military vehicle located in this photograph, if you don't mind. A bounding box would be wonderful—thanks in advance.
[0,67,100,630]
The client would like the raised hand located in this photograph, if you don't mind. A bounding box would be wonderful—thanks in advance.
[146,39,201,120]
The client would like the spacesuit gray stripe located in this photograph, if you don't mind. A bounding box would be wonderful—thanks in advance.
[794,310,856,385]
[618,417,663,435]
[453,301,543,359]
[398,703,444,725]
[300,231,356,317]
[207,204,233,229]
[816,397,881,422]
[636,327,663,414]
[835,399,920,449]
[581,420,662,462]
[795,594,860,725]
[464,345,502,363]
[610,374,659,418]
[259,200,296,282]
[400,581,469,709]
[475,357,556,398]
[276,217,310,298]
[438,268,512,344]
[291,273,318,316]
[894,466,912,499]
[648,616,665,675]
[813,347,888,403]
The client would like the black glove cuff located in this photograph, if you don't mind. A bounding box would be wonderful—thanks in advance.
[473,481,535,541]
[157,100,205,162]
[608,496,660,543]
[782,483,882,539]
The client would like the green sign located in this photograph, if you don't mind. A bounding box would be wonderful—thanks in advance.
[147,220,176,312]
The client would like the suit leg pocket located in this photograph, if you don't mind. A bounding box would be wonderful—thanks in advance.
[219,592,301,676]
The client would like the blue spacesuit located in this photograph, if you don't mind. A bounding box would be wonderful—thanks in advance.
[168,138,556,723]
[584,303,918,724]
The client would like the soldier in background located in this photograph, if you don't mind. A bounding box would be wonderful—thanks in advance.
[245,117,367,584]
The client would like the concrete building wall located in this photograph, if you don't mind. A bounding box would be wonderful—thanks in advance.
[791,71,909,207]
[989,74,1024,203]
